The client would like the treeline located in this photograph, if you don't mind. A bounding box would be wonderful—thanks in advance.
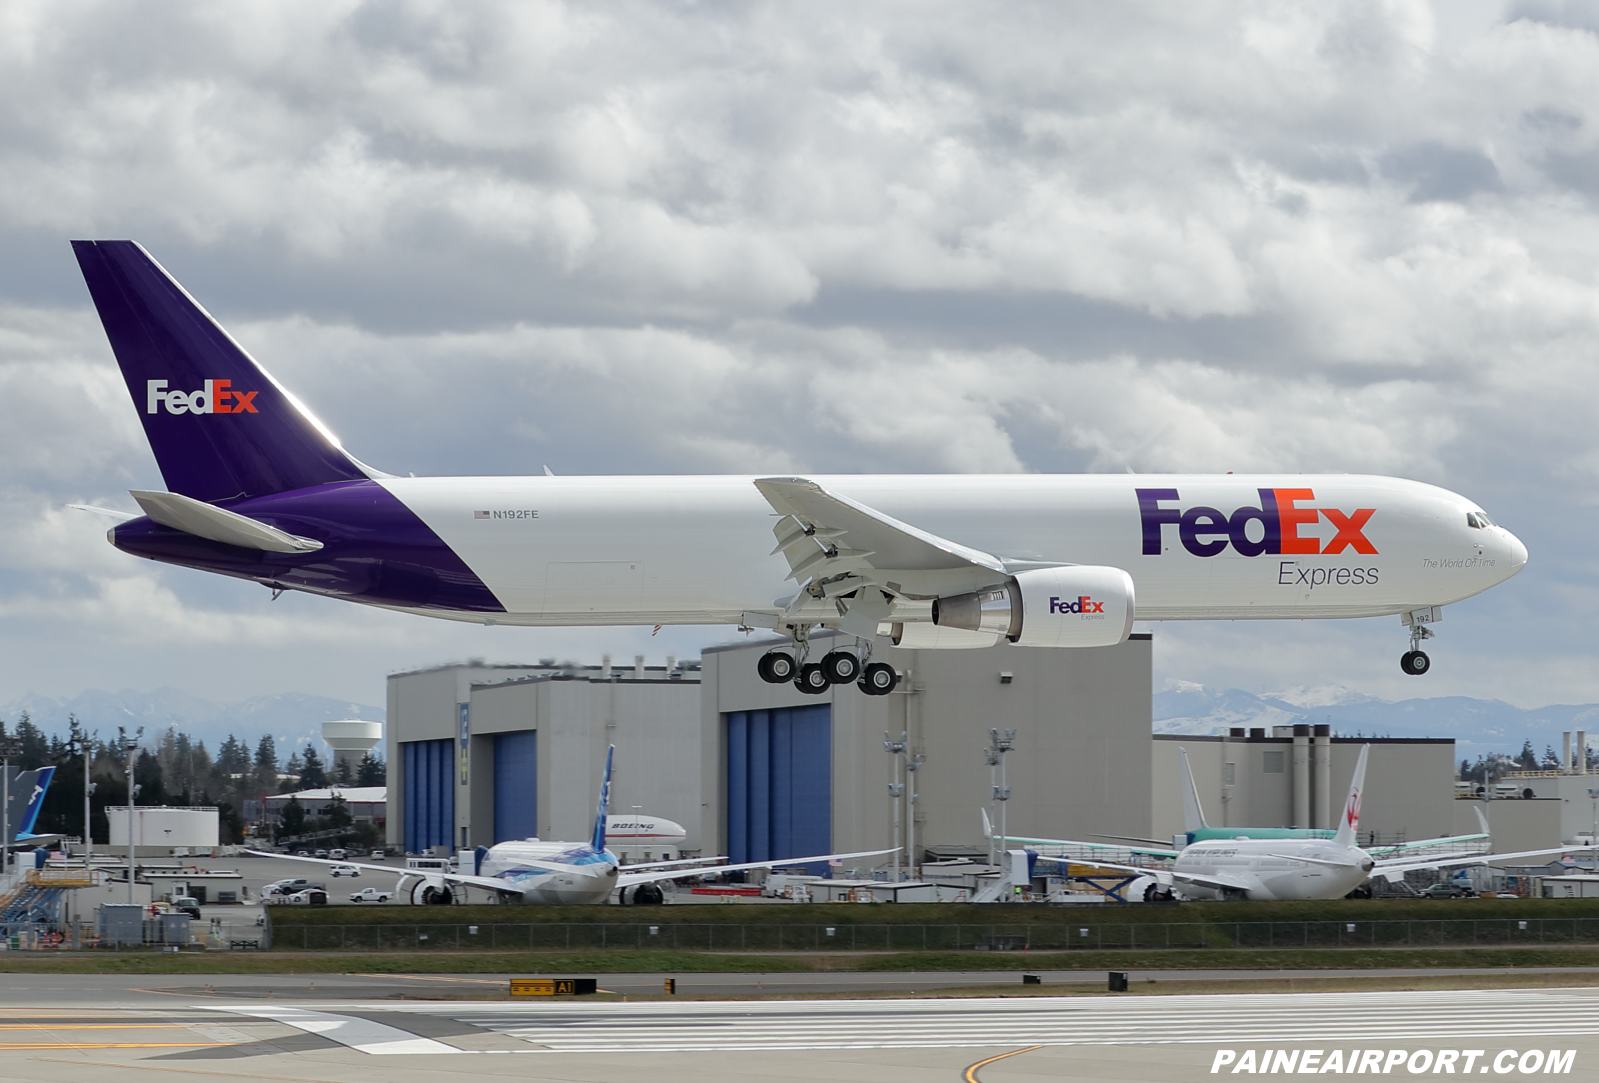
[0,713,384,845]
[1459,740,1599,784]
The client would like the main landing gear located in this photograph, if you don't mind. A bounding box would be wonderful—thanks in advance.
[1399,607,1439,676]
[758,645,898,696]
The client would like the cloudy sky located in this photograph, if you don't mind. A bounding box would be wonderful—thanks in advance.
[2,0,1597,714]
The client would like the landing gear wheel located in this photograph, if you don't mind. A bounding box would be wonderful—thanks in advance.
[859,662,898,696]
[757,651,796,684]
[795,663,831,695]
[1400,650,1431,675]
[821,650,861,684]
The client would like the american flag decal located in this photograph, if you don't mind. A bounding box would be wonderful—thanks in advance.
[474,510,490,519]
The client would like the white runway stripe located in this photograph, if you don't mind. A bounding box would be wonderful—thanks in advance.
[241,988,1599,1053]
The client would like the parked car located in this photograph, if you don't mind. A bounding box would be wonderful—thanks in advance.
[1418,882,1476,899]
[314,849,330,859]
[169,895,202,919]
[329,849,348,860]
[349,886,393,903]
[286,888,328,905]
[328,864,361,878]
[294,850,311,857]
[370,848,386,859]
[265,878,309,896]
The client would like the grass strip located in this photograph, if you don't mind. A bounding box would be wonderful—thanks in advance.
[6,945,1599,974]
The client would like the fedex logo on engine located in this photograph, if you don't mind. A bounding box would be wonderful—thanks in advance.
[1050,595,1105,615]
[146,379,258,415]
[1137,488,1376,557]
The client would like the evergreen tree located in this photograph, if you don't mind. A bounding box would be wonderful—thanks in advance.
[278,795,306,838]
[282,752,303,793]
[325,794,352,829]
[356,750,386,787]
[298,744,328,790]
[14,712,49,768]
[253,735,278,795]
[333,757,354,787]
[134,748,166,805]
[1517,739,1538,771]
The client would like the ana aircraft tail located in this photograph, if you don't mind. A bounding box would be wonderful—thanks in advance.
[71,240,375,503]
[5,766,54,845]
[1178,747,1208,832]
[1332,744,1371,849]
[590,745,615,852]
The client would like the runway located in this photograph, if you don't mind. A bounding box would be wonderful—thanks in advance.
[0,982,1595,1082]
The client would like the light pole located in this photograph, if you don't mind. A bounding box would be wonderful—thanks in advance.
[984,728,1015,865]
[120,734,140,903]
[0,736,21,879]
[906,747,923,881]
[74,732,94,864]
[883,731,906,881]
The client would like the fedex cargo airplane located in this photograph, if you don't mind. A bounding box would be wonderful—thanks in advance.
[252,747,892,904]
[70,241,1527,690]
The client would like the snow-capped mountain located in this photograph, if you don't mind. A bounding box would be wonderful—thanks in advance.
[1155,681,1599,760]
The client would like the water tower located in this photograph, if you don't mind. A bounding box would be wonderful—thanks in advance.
[322,720,383,777]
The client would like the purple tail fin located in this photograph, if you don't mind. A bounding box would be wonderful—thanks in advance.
[72,240,374,503]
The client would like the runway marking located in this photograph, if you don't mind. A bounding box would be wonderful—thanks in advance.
[0,1023,206,1030]
[963,1045,1040,1082]
[212,1006,457,1055]
[318,987,1599,1052]
[0,1042,238,1050]
[31,1059,347,1082]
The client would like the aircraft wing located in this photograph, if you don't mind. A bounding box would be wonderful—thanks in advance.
[1050,855,1251,895]
[1372,846,1596,881]
[755,477,1012,609]
[1366,809,1490,857]
[615,847,898,889]
[244,848,578,887]
[1005,832,1179,860]
[621,856,730,872]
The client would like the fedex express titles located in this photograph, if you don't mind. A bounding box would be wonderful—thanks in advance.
[1139,487,1379,589]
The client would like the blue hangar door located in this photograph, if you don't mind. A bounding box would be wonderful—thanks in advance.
[493,731,538,843]
[402,739,454,854]
[726,705,831,873]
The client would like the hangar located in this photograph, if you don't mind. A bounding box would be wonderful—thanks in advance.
[386,635,1460,867]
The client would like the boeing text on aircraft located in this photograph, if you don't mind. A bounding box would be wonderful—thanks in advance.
[70,241,1529,688]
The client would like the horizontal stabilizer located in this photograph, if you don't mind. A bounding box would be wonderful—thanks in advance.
[132,490,323,553]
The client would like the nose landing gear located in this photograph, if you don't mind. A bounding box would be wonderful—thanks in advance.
[1399,607,1439,676]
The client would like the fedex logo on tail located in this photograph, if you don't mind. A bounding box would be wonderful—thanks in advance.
[146,379,258,415]
[1050,595,1105,614]
[1138,488,1376,558]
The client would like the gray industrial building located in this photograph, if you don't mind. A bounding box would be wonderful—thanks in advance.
[385,634,1482,868]
[1152,730,1459,845]
[386,633,1153,863]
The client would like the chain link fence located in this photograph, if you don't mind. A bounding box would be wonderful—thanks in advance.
[267,917,1599,952]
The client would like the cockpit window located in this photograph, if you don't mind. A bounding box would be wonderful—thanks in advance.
[1466,511,1494,529]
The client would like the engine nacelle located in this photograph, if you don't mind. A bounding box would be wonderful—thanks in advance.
[932,566,1135,648]
[889,622,1001,649]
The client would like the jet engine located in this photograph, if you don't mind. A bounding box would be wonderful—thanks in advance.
[931,566,1135,648]
[889,622,1001,649]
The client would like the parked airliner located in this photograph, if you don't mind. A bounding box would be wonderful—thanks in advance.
[1007,746,1491,862]
[1033,746,1586,901]
[71,241,1527,689]
[250,748,893,905]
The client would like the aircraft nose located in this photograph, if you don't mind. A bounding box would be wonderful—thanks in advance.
[1496,528,1528,576]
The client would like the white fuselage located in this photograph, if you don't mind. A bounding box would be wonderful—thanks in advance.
[375,473,1525,627]
[474,840,621,905]
[1173,839,1375,901]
